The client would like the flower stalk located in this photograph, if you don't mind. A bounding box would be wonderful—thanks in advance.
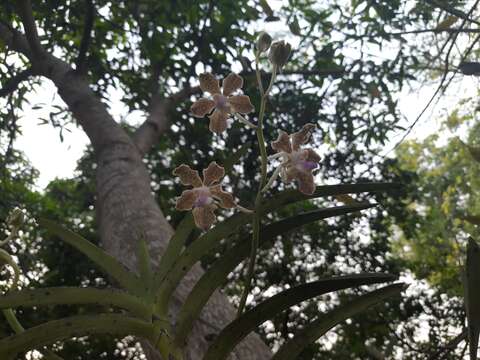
[237,55,278,317]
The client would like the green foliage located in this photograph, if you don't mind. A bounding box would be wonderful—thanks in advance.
[202,275,399,360]
[391,113,480,295]
[1,183,401,359]
[271,283,406,360]
[39,219,145,296]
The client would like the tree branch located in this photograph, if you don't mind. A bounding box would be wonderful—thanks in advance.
[427,329,467,360]
[132,86,196,155]
[346,27,480,40]
[384,0,480,154]
[16,0,45,60]
[76,0,95,73]
[0,21,33,59]
[0,19,132,156]
[0,68,35,97]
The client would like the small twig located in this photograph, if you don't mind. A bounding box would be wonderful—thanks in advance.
[384,0,480,155]
[429,328,467,360]
[347,28,480,39]
[16,0,44,59]
[0,68,35,97]
[424,0,480,27]
[234,113,257,129]
[76,0,95,73]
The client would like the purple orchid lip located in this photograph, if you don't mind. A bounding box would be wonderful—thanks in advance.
[299,160,317,171]
[214,95,229,111]
[193,186,213,207]
[194,194,211,207]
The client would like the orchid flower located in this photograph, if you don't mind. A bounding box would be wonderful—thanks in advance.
[190,73,255,133]
[173,162,236,230]
[265,123,321,195]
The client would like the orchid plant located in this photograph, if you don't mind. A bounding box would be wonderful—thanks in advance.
[0,33,406,360]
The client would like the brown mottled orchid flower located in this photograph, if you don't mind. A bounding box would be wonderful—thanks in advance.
[265,123,321,195]
[173,162,236,230]
[190,73,255,134]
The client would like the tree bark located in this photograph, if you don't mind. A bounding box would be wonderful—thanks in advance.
[0,21,272,360]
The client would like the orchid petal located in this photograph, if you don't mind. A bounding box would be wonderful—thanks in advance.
[208,109,229,134]
[175,190,197,210]
[210,184,236,208]
[228,95,254,114]
[173,164,203,187]
[199,73,221,94]
[193,204,217,230]
[191,98,215,117]
[272,130,292,154]
[203,162,225,186]
[223,73,244,96]
[292,123,316,151]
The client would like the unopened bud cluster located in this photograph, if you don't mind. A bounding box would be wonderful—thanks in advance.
[256,32,272,53]
[256,32,292,70]
[268,40,291,69]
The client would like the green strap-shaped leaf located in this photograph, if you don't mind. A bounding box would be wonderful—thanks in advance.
[0,287,151,319]
[464,238,480,360]
[38,219,144,296]
[153,213,195,291]
[161,183,397,297]
[174,203,376,345]
[261,182,401,214]
[137,238,154,295]
[0,314,156,359]
[202,276,399,360]
[2,309,65,360]
[159,204,375,311]
[168,183,396,288]
[271,283,407,360]
[155,211,253,312]
[160,183,396,300]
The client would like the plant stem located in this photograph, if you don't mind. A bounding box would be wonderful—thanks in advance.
[237,61,277,317]
[2,309,65,360]
[234,112,257,129]
[255,52,264,95]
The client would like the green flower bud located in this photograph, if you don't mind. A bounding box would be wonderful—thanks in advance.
[268,40,292,69]
[256,32,272,53]
[7,208,24,229]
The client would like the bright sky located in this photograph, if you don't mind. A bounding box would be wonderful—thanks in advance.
[15,80,88,189]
